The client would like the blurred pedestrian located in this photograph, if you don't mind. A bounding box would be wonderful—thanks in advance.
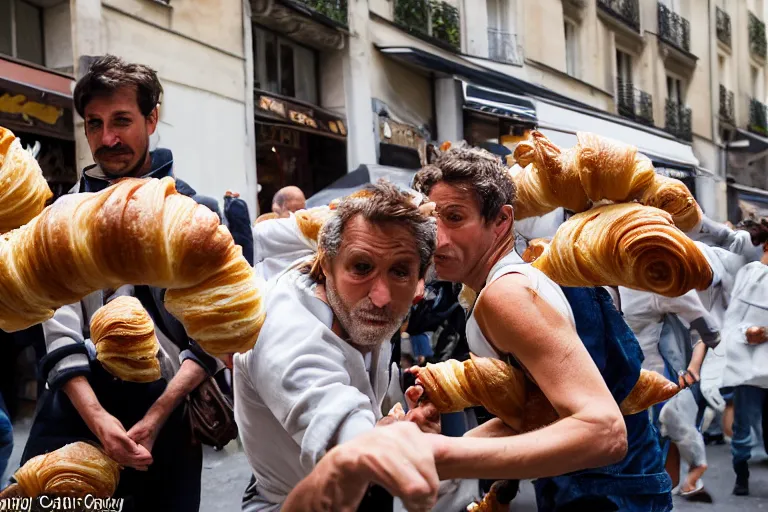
[272,186,306,218]
[721,223,768,496]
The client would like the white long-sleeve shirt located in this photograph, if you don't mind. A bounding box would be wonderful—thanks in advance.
[252,216,316,281]
[233,268,391,510]
[619,288,719,375]
[722,262,768,389]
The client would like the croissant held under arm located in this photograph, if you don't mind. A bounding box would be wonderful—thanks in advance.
[0,127,52,233]
[13,442,120,498]
[415,356,680,432]
[532,203,713,298]
[0,177,264,357]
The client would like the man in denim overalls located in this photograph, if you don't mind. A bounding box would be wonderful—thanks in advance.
[410,147,673,511]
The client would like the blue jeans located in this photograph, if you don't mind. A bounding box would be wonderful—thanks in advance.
[732,385,768,465]
[0,393,13,481]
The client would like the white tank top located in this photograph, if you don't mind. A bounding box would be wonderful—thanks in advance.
[466,251,576,359]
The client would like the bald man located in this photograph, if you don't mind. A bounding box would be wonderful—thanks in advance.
[272,186,306,218]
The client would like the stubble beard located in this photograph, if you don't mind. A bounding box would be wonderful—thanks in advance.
[325,278,403,351]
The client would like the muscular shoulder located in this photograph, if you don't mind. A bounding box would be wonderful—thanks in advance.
[475,273,577,361]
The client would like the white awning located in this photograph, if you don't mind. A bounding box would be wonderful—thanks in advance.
[535,98,700,169]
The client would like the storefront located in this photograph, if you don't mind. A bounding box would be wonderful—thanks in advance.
[724,129,768,223]
[251,23,348,214]
[254,90,347,214]
[0,57,76,201]
[462,81,537,154]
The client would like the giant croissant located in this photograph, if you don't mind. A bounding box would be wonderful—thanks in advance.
[530,203,712,298]
[0,177,264,357]
[413,355,680,433]
[0,127,52,233]
[513,131,701,231]
[91,296,161,383]
[5,442,120,499]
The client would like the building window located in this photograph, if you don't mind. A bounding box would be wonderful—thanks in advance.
[616,49,633,87]
[0,0,44,66]
[487,0,508,30]
[564,18,578,77]
[660,0,681,13]
[752,65,764,100]
[667,75,684,104]
[253,27,317,104]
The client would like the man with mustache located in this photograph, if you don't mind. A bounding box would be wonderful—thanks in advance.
[233,182,442,511]
[408,148,672,511]
[20,55,247,512]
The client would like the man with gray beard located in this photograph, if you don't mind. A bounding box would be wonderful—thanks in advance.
[233,182,440,511]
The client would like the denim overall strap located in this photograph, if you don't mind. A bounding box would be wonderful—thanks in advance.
[533,286,672,512]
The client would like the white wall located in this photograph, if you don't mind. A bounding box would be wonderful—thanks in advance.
[44,2,73,71]
[102,7,245,102]
[154,80,254,216]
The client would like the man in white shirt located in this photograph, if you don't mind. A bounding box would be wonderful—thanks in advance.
[234,182,439,511]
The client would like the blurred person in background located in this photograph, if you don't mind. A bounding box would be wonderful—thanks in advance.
[271,186,306,218]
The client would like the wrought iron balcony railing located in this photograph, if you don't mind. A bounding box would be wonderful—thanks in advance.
[295,0,348,25]
[716,7,731,48]
[665,99,692,141]
[719,85,735,124]
[658,2,691,54]
[597,0,640,32]
[395,0,461,51]
[616,77,654,126]
[487,28,524,66]
[749,11,767,60]
[749,97,768,135]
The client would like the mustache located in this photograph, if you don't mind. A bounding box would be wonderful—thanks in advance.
[95,144,133,158]
[353,302,395,323]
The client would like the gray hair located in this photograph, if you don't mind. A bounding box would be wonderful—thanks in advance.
[413,146,516,222]
[310,182,436,281]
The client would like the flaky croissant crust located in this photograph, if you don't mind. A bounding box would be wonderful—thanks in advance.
[531,203,713,298]
[415,355,680,433]
[0,177,264,356]
[0,127,52,233]
[91,296,161,383]
[14,442,120,498]
[511,131,701,231]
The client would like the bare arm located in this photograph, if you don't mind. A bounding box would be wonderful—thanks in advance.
[686,342,707,382]
[127,359,207,452]
[432,274,627,481]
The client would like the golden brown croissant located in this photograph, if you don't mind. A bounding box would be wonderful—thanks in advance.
[574,132,657,203]
[0,177,264,357]
[520,238,551,264]
[90,296,161,383]
[165,243,266,356]
[641,175,702,232]
[466,480,515,512]
[619,369,680,415]
[13,442,120,498]
[415,356,680,432]
[531,203,713,297]
[294,205,334,243]
[0,127,52,233]
[511,131,700,230]
[513,138,590,215]
[413,355,552,433]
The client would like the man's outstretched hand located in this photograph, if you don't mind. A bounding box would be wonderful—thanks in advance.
[284,422,440,512]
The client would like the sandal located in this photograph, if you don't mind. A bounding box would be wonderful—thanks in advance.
[679,480,713,503]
